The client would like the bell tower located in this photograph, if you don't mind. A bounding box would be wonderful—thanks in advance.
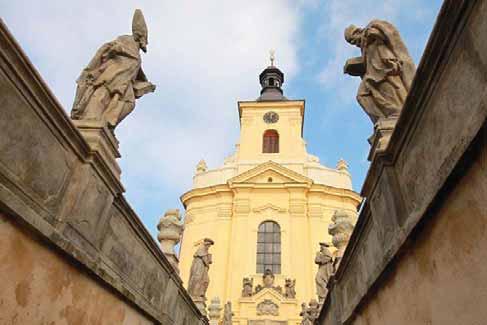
[178,53,360,325]
[236,53,307,169]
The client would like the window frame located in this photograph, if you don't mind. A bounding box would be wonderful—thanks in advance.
[256,220,281,274]
[262,129,279,153]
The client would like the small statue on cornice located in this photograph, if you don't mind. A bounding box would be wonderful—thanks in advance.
[263,269,275,288]
[222,301,234,325]
[300,299,320,325]
[196,159,208,174]
[284,278,296,299]
[242,277,254,297]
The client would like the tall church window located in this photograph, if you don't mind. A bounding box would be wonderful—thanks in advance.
[257,221,281,274]
[263,129,279,153]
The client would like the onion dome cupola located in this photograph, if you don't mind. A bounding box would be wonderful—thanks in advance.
[257,50,287,101]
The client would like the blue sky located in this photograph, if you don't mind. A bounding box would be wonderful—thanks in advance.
[2,0,443,240]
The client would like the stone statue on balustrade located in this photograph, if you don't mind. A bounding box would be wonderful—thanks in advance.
[157,209,184,273]
[222,301,234,325]
[300,299,320,325]
[344,20,415,125]
[315,242,334,303]
[71,9,156,129]
[188,238,214,315]
[284,278,296,299]
[242,277,253,297]
[328,210,354,271]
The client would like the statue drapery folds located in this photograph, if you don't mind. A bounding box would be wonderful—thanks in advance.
[315,242,334,303]
[71,9,155,129]
[187,238,214,299]
[344,20,415,124]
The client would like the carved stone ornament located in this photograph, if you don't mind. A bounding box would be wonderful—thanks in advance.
[196,159,208,174]
[242,277,254,297]
[254,269,282,295]
[207,297,222,321]
[71,9,156,129]
[157,209,184,272]
[284,278,296,299]
[300,299,320,325]
[328,210,354,271]
[256,299,279,316]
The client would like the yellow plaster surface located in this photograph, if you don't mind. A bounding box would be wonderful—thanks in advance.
[180,99,361,324]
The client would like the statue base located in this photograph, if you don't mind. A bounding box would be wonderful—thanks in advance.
[72,120,122,180]
[367,117,398,161]
[163,252,180,274]
[192,297,208,317]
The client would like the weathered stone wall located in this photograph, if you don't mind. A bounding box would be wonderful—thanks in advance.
[0,19,206,324]
[318,0,487,324]
[0,211,154,325]
[352,144,487,324]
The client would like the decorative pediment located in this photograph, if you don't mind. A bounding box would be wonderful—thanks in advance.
[252,286,285,302]
[228,161,313,187]
[252,203,287,214]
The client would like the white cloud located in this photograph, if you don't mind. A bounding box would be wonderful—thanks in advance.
[2,0,305,195]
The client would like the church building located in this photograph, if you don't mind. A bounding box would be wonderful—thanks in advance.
[178,60,361,324]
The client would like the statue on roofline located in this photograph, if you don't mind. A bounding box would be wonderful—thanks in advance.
[71,9,156,129]
[344,20,415,125]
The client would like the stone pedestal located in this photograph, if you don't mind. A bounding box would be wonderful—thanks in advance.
[192,297,208,317]
[367,117,398,161]
[72,120,122,180]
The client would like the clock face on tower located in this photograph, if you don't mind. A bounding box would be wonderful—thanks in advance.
[263,111,279,124]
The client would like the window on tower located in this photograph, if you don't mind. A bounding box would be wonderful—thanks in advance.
[256,221,281,274]
[263,129,279,153]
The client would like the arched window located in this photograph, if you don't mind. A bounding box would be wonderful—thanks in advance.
[257,221,281,274]
[263,129,279,153]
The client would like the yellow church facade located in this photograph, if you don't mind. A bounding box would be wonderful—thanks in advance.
[179,63,361,324]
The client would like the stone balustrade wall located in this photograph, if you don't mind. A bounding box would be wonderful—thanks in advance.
[0,19,207,325]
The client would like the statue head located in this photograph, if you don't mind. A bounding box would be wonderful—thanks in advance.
[203,238,215,248]
[319,242,331,253]
[344,24,362,47]
[263,269,275,287]
[132,9,148,52]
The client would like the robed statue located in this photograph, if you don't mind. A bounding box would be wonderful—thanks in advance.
[222,301,234,325]
[187,238,214,299]
[71,9,156,129]
[315,242,334,303]
[344,20,415,124]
